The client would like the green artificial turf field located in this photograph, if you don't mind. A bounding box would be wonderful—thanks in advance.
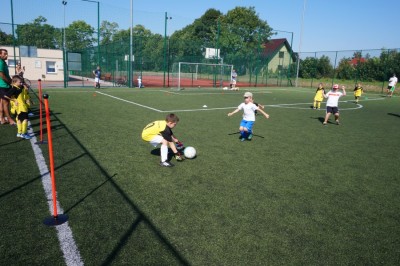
[1,86,399,265]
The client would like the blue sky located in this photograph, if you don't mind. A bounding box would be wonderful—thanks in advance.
[2,0,399,53]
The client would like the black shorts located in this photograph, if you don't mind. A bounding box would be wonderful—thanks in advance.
[0,87,10,99]
[326,106,339,114]
[17,112,28,121]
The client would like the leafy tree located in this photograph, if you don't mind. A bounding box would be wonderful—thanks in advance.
[0,30,13,45]
[66,20,95,51]
[15,16,60,49]
[220,7,272,57]
[100,21,119,45]
[336,57,355,80]
[316,55,333,78]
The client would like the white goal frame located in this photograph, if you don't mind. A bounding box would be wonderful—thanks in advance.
[175,62,234,90]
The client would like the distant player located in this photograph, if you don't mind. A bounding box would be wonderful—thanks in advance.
[93,66,101,89]
[322,84,346,125]
[386,74,397,97]
[313,83,325,109]
[230,69,238,90]
[141,113,184,167]
[353,82,363,103]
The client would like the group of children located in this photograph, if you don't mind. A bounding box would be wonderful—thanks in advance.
[2,75,32,139]
[141,82,354,166]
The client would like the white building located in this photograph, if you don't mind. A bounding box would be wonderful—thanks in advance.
[0,45,64,81]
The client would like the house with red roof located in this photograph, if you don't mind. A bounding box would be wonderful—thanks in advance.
[261,38,296,73]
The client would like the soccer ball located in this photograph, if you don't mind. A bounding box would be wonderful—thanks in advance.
[184,146,196,159]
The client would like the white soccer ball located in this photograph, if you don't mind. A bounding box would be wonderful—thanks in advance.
[184,146,197,159]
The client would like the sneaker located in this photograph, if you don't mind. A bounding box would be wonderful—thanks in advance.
[336,121,340,125]
[16,133,23,138]
[247,133,253,140]
[323,122,327,125]
[240,137,246,142]
[175,154,185,161]
[21,134,32,140]
[160,161,174,167]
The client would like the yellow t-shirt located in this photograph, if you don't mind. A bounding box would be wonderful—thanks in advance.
[142,120,167,141]
[314,88,325,101]
[354,86,363,97]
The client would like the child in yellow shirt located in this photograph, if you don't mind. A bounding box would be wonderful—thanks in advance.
[313,83,325,109]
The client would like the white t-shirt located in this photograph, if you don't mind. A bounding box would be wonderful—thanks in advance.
[325,90,344,107]
[389,76,398,87]
[238,102,258,121]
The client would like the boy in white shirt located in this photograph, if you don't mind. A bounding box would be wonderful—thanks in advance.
[387,74,397,97]
[228,92,269,141]
[322,84,346,125]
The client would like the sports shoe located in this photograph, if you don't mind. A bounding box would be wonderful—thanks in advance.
[336,121,340,125]
[21,134,32,140]
[247,133,253,140]
[16,133,23,138]
[160,161,174,167]
[323,122,327,125]
[175,154,185,161]
[240,137,246,142]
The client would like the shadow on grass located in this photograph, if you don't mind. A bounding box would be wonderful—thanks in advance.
[311,117,327,124]
[227,131,265,138]
[0,153,87,199]
[150,148,178,161]
[45,112,190,265]
[388,113,400,118]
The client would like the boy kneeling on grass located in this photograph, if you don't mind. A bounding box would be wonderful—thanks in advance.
[142,113,184,167]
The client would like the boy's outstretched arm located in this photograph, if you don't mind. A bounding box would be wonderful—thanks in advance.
[257,108,270,119]
[228,108,240,116]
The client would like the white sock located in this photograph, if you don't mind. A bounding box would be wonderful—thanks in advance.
[161,145,168,162]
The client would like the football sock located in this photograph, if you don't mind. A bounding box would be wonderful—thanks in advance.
[22,120,28,134]
[160,145,168,162]
[17,121,22,134]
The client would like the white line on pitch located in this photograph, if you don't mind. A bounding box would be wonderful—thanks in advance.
[28,123,83,266]
[96,91,162,112]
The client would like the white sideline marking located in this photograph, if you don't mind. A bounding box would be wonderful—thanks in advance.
[28,124,84,266]
[96,91,162,112]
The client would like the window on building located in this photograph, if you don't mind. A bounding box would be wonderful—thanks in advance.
[20,46,37,57]
[278,65,283,71]
[279,52,284,58]
[46,61,56,73]
[7,59,16,67]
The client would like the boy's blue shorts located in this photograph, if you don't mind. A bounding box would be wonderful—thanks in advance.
[240,120,254,132]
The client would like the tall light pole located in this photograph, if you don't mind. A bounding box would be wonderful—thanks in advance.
[62,1,67,88]
[295,0,307,87]
[82,0,100,67]
[129,0,133,87]
[10,0,17,69]
[163,12,172,88]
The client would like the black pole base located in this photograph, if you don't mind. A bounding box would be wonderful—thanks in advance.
[43,214,69,226]
[35,140,48,145]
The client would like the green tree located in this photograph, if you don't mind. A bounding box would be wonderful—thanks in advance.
[15,16,60,48]
[66,20,95,51]
[100,21,119,45]
[0,30,13,45]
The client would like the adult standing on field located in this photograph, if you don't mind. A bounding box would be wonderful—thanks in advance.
[93,66,101,89]
[0,49,15,125]
[386,74,397,97]
[322,84,346,125]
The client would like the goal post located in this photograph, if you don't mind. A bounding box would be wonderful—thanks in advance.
[170,62,234,90]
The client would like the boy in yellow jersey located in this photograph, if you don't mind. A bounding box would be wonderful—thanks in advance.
[4,75,32,139]
[142,113,184,167]
[353,83,363,103]
[313,83,325,109]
